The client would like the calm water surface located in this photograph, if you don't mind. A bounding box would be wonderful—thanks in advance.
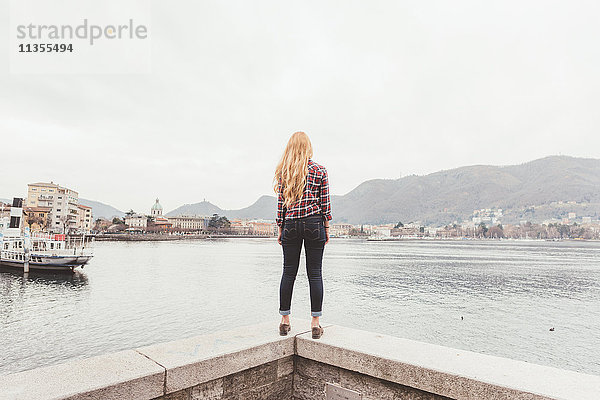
[1,239,599,376]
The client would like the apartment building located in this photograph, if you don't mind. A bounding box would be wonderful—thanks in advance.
[77,204,93,233]
[26,182,87,233]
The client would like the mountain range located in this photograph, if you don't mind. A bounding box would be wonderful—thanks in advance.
[166,195,276,220]
[331,155,600,225]
[166,156,600,225]
[4,156,600,225]
[79,199,124,220]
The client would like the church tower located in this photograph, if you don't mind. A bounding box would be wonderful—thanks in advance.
[151,198,163,217]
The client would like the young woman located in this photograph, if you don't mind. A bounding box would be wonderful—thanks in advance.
[274,131,332,339]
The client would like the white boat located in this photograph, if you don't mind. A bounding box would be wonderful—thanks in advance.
[0,233,93,272]
[0,198,93,272]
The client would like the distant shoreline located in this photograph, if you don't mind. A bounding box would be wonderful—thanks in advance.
[94,233,207,241]
[94,233,274,241]
[93,234,600,243]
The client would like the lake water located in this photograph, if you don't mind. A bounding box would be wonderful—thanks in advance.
[1,239,599,376]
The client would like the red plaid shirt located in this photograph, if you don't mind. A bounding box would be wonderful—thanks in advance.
[276,159,332,227]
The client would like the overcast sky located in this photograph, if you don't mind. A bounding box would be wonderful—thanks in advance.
[1,1,600,213]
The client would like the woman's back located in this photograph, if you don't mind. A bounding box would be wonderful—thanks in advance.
[276,158,332,227]
[275,132,331,339]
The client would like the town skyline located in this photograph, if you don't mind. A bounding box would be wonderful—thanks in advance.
[0,153,594,215]
[3,152,593,215]
[3,154,600,228]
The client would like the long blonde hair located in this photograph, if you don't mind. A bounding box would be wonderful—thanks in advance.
[274,131,314,208]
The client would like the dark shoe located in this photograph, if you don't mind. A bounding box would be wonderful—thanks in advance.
[279,323,291,336]
[311,325,324,339]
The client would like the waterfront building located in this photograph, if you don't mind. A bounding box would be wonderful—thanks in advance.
[229,219,250,235]
[23,206,52,232]
[426,227,438,236]
[391,226,421,237]
[435,226,456,238]
[359,224,374,235]
[330,223,353,237]
[125,213,148,230]
[147,216,172,232]
[26,182,86,233]
[249,220,277,236]
[75,204,93,233]
[372,225,393,237]
[224,219,277,236]
[168,215,210,232]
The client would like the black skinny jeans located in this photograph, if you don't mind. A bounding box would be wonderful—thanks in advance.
[279,214,326,317]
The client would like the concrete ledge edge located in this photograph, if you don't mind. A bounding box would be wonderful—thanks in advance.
[1,320,598,400]
[295,325,600,400]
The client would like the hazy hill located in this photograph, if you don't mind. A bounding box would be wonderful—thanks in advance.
[227,195,277,220]
[166,196,277,220]
[165,201,224,217]
[159,156,600,225]
[332,156,600,225]
[79,198,124,220]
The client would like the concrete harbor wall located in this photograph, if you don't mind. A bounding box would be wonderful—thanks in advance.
[0,319,598,400]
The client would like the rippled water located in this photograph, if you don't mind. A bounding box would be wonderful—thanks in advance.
[1,239,599,376]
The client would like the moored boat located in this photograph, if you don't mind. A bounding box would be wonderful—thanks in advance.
[0,198,93,272]
[0,233,93,272]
